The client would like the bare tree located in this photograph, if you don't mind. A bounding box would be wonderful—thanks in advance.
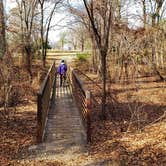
[38,0,62,67]
[15,0,25,63]
[23,0,38,80]
[82,0,113,118]
[67,25,88,51]
[142,0,147,28]
[58,31,67,50]
[147,0,166,80]
[0,0,6,58]
[146,0,166,26]
[11,0,38,81]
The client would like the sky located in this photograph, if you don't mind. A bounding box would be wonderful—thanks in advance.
[4,0,155,46]
[5,0,69,45]
[4,0,15,12]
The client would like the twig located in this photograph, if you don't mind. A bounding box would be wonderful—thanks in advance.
[142,111,166,130]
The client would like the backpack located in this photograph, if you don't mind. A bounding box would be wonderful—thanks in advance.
[58,63,67,75]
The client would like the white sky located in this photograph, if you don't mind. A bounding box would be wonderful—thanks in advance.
[6,0,164,45]
[5,0,70,45]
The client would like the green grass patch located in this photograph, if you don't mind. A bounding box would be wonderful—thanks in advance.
[76,52,89,61]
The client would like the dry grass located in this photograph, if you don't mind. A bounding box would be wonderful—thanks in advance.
[0,103,37,166]
[81,68,166,165]
[1,61,165,165]
[0,62,47,166]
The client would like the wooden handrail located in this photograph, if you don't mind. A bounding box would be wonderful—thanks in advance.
[74,68,118,106]
[37,61,56,143]
[71,69,92,143]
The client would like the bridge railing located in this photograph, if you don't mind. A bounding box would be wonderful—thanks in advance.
[70,69,91,143]
[37,61,56,143]
[73,69,118,115]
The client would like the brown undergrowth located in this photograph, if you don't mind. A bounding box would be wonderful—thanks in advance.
[1,59,165,165]
[84,72,166,165]
[0,61,48,166]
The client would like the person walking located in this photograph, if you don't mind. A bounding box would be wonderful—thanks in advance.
[57,60,67,86]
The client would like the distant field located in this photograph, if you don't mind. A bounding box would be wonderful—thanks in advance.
[13,50,91,65]
[46,49,91,54]
[46,52,77,56]
[47,49,81,53]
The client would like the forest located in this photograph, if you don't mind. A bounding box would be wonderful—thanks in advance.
[0,0,166,165]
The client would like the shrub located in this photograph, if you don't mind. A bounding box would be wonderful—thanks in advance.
[76,52,89,61]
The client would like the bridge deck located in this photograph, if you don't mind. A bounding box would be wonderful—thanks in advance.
[44,76,86,152]
[26,75,87,163]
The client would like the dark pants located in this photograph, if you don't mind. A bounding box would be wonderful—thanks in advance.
[60,74,66,86]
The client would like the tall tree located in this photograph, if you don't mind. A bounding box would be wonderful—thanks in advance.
[148,0,166,81]
[68,2,98,68]
[11,0,38,80]
[22,0,38,80]
[147,0,165,26]
[82,0,113,118]
[142,0,147,28]
[0,0,6,58]
[15,0,25,63]
[38,0,62,67]
[57,31,67,50]
[67,25,88,51]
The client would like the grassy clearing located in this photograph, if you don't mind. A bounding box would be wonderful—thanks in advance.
[76,52,90,61]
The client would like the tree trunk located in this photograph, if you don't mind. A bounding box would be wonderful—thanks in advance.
[40,3,45,68]
[92,46,96,72]
[62,40,64,50]
[25,43,32,81]
[160,45,164,68]
[81,40,84,52]
[82,0,112,119]
[117,0,121,22]
[152,35,165,81]
[0,0,6,58]
[142,0,146,29]
[18,0,25,65]
[42,52,46,68]
[156,1,163,25]
[152,14,156,27]
[74,43,77,50]
[91,35,98,72]
[101,51,107,119]
[81,34,84,52]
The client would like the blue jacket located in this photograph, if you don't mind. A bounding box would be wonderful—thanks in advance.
[57,62,67,75]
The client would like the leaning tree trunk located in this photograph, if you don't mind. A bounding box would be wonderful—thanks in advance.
[91,36,97,72]
[40,2,45,68]
[0,0,6,58]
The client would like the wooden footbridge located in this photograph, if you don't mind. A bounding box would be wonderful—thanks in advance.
[36,61,94,155]
[20,61,115,165]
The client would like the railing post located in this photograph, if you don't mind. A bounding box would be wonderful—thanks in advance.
[71,69,75,96]
[37,93,42,143]
[86,91,91,143]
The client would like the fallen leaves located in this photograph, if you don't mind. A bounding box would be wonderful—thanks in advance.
[0,103,37,166]
[82,72,166,165]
